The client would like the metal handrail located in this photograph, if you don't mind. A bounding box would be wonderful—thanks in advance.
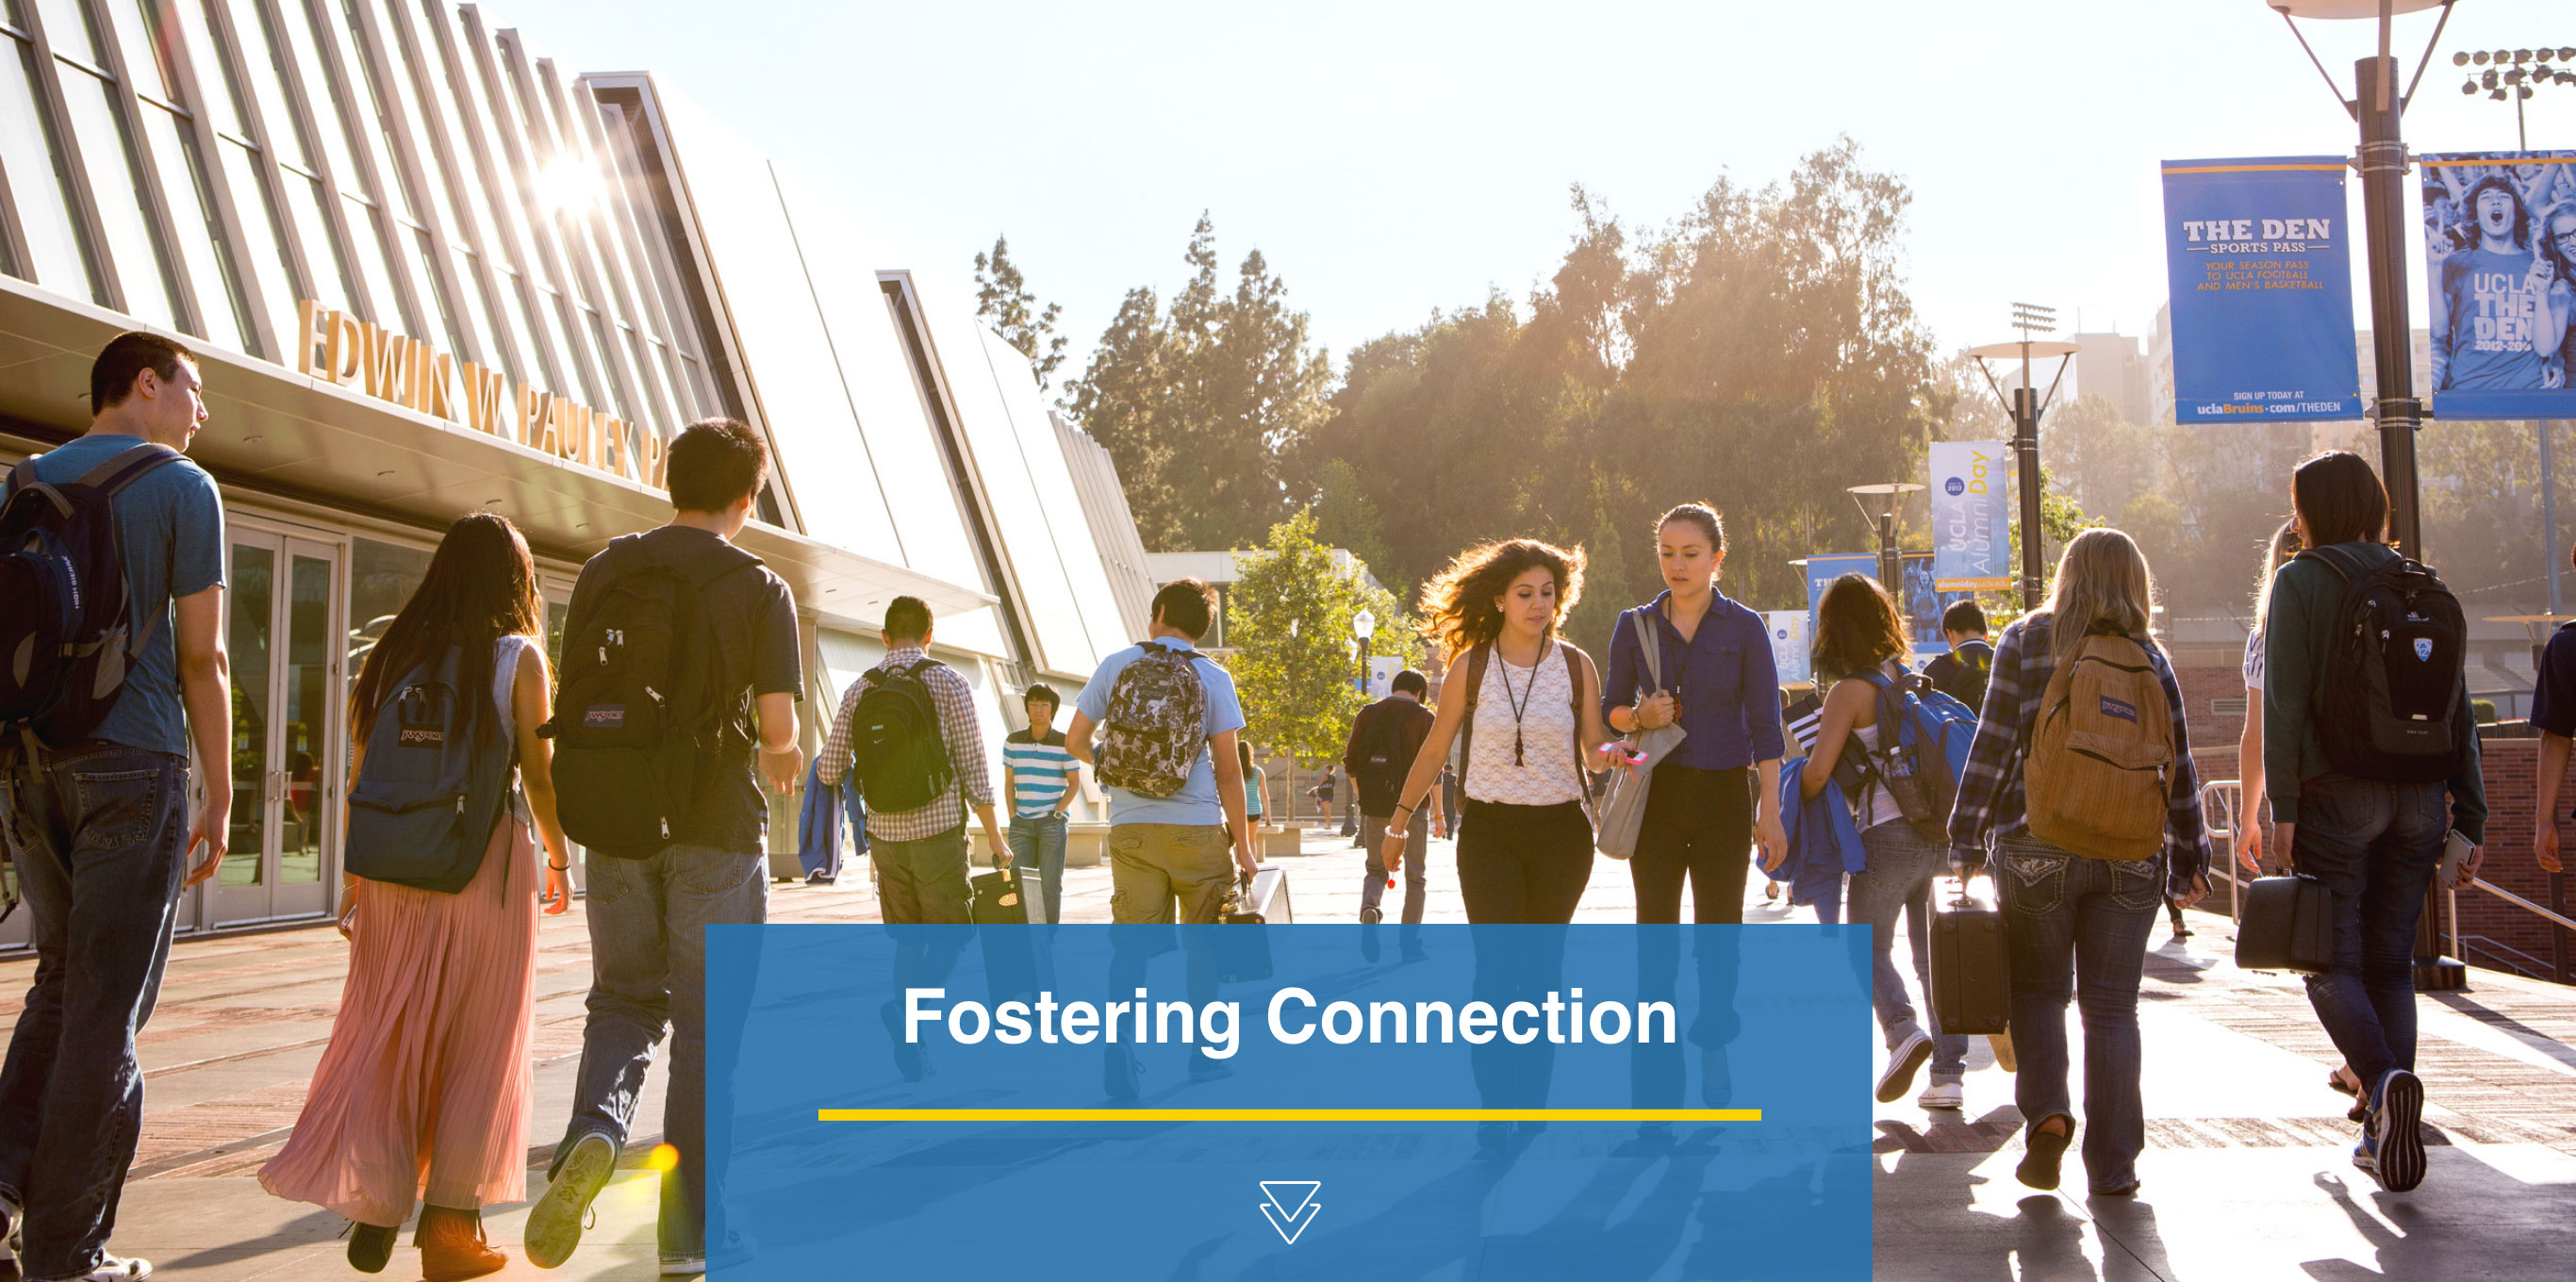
[2465,876,2576,933]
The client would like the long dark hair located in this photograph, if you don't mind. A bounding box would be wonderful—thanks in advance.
[1811,573,1908,682]
[1416,537,1586,658]
[350,514,542,744]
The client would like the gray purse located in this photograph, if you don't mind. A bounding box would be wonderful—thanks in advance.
[1593,611,1688,861]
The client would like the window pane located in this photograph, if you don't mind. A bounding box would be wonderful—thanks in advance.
[140,103,246,349]
[216,134,292,345]
[585,309,634,420]
[339,190,398,328]
[31,0,105,65]
[448,244,495,368]
[223,0,305,166]
[0,38,98,294]
[271,0,358,191]
[332,0,409,220]
[117,0,180,102]
[178,0,244,135]
[280,167,348,310]
[495,265,547,390]
[57,61,178,327]
[407,0,485,241]
[407,223,458,355]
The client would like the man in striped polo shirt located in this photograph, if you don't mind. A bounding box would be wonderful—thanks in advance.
[1002,682,1082,924]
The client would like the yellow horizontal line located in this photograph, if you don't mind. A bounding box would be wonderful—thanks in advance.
[818,1109,1762,1123]
[2161,164,2346,173]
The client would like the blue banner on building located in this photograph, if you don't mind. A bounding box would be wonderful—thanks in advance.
[1807,552,1962,661]
[2421,151,2576,420]
[1929,441,2010,591]
[2161,156,2363,424]
[705,924,1873,1281]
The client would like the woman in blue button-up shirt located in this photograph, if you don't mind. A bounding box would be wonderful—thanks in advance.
[1602,503,1790,924]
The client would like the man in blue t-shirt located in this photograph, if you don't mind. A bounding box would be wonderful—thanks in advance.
[0,333,230,1282]
[2434,176,2566,392]
[1068,579,1255,1094]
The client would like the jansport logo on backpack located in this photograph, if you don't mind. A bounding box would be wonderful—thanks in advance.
[542,538,760,849]
[0,444,181,745]
[1095,642,1208,797]
[2023,625,2173,862]
[844,659,955,813]
[346,647,510,894]
[2300,546,2468,781]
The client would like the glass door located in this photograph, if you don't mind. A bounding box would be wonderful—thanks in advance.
[206,531,342,928]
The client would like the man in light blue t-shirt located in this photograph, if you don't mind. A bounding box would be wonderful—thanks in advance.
[0,333,231,1282]
[1067,579,1256,1094]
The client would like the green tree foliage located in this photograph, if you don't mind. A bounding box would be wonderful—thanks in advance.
[1298,140,1939,660]
[1065,215,1333,552]
[972,235,1067,389]
[2419,418,2573,602]
[1227,509,1423,763]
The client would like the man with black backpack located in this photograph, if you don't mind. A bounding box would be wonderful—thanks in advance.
[815,595,1004,1077]
[2264,450,2485,1196]
[526,419,803,1276]
[1066,580,1258,1096]
[1345,668,1439,951]
[1922,599,1994,715]
[0,333,229,1282]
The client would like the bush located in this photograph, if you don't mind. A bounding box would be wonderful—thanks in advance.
[2472,699,2498,725]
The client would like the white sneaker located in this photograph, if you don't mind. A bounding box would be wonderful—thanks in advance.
[57,1257,153,1281]
[525,1132,617,1269]
[1875,1031,1933,1104]
[1918,1081,1965,1110]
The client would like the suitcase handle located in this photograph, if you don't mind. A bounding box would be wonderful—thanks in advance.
[1940,873,1996,911]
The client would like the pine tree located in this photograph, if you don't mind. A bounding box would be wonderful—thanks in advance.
[972,235,1067,389]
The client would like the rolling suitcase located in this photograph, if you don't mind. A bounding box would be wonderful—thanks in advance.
[972,859,1052,1002]
[2236,873,2332,974]
[1218,864,1291,983]
[1928,876,2009,1037]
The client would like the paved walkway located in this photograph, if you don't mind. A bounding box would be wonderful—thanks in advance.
[8,830,2574,1279]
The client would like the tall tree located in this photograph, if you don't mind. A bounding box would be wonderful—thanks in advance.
[972,235,1067,389]
[1227,508,1421,764]
[1065,216,1332,552]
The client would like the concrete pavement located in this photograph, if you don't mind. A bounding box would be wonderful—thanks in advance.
[8,828,2574,1279]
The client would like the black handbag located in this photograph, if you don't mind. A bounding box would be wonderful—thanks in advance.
[2236,873,2333,974]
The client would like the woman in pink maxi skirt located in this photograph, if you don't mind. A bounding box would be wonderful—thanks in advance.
[260,515,572,1280]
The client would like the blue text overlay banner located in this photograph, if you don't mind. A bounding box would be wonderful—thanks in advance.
[706,924,1872,1280]
[2161,156,2363,424]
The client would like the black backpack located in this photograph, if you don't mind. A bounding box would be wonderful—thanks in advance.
[1351,700,1416,816]
[0,444,182,744]
[2302,545,2469,783]
[345,645,513,893]
[542,538,761,848]
[843,659,955,813]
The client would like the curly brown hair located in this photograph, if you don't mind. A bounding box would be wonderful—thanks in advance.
[1810,573,1908,683]
[1416,538,1587,658]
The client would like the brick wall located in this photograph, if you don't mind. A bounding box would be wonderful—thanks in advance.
[2456,738,2574,980]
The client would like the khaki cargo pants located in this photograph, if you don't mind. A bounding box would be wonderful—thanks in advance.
[1108,823,1233,925]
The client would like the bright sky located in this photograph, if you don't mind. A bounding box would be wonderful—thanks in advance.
[511,0,2576,388]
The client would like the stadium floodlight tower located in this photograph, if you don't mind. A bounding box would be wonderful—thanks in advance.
[2457,44,2576,150]
[1963,303,2076,609]
[2269,0,2457,561]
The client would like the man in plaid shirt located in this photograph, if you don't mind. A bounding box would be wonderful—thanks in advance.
[1946,613,2214,897]
[817,596,1006,929]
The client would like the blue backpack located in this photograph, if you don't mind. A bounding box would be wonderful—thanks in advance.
[346,646,513,894]
[1857,668,1978,843]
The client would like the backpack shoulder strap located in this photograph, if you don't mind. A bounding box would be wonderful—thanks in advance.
[74,443,183,497]
[1456,643,1491,781]
[2297,544,2371,584]
[1560,641,1590,795]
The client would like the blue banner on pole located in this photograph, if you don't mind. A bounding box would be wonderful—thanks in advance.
[2421,151,2576,420]
[2161,156,2363,424]
[1929,440,2010,591]
[1808,553,1963,661]
[705,924,1873,1281]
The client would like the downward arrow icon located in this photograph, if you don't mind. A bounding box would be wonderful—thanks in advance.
[1258,1180,1323,1244]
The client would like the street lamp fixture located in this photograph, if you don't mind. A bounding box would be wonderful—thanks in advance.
[1846,483,1925,597]
[1351,609,1377,695]
[1964,304,2078,609]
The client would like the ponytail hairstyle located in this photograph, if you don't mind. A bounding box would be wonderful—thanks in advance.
[1416,538,1586,658]
[2251,519,2302,618]
[1654,501,1724,551]
[2040,527,2156,669]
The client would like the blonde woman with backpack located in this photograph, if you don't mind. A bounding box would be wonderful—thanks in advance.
[1947,528,2213,1198]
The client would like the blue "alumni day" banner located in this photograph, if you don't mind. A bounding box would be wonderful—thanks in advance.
[704,924,1873,1281]
[2161,156,2363,424]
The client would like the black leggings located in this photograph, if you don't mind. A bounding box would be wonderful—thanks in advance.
[1630,764,1754,925]
[1455,799,1593,924]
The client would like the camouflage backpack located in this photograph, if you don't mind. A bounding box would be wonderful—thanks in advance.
[1095,642,1208,797]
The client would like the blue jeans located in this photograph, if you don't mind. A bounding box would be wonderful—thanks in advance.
[1851,822,1968,1083]
[553,844,768,1258]
[2291,772,2447,1087]
[1005,813,1068,925]
[1996,834,2165,1192]
[0,741,187,1279]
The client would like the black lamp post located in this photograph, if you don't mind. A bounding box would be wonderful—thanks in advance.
[1965,305,2078,609]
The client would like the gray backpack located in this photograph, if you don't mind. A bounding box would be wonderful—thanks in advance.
[1094,643,1207,797]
